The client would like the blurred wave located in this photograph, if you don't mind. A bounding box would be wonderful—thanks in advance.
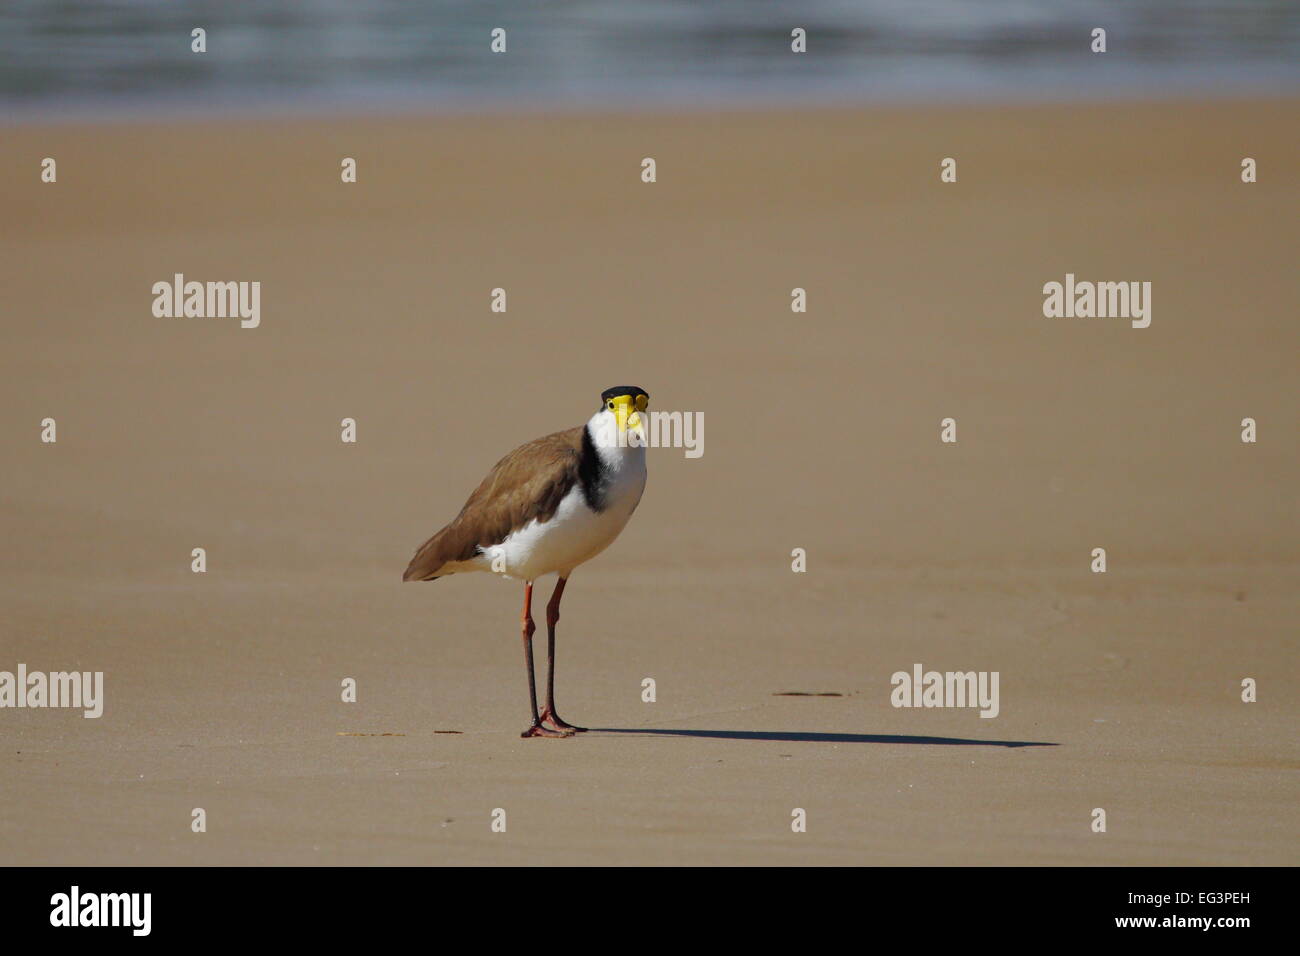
[2,0,1298,115]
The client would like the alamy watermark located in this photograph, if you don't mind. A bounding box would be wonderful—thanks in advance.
[1042,273,1151,328]
[0,664,103,718]
[50,886,150,936]
[891,663,999,718]
[152,273,260,328]
[593,410,704,458]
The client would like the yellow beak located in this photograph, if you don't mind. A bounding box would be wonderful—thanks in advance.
[611,396,642,432]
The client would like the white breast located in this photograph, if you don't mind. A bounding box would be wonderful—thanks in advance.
[486,437,646,582]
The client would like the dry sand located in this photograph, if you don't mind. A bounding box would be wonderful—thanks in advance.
[1,99,1297,865]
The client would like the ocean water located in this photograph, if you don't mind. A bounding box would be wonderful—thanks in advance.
[2,0,1298,117]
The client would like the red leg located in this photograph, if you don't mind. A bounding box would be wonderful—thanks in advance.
[539,576,587,733]
[520,580,570,738]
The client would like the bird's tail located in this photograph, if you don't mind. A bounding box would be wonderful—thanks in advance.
[402,524,459,581]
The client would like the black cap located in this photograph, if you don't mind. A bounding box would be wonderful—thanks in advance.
[600,385,648,403]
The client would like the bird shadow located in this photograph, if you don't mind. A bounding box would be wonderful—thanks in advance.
[591,728,1057,748]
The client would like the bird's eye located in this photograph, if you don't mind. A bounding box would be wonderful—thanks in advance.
[607,401,615,410]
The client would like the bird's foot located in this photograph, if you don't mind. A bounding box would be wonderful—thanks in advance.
[539,707,587,733]
[521,721,572,739]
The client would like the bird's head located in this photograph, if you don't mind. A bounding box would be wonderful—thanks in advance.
[595,385,649,443]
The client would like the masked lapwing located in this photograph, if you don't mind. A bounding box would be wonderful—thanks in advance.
[403,386,650,738]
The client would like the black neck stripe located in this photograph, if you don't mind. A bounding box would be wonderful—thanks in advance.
[578,425,610,512]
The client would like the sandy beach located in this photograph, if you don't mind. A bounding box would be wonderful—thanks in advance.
[1,98,1297,865]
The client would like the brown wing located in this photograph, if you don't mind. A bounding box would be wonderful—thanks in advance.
[402,426,584,581]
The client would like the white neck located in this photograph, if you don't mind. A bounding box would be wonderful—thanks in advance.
[586,409,648,473]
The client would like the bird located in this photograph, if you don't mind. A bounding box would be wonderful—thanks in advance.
[403,386,650,738]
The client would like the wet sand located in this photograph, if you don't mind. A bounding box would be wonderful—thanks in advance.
[1,99,1297,864]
